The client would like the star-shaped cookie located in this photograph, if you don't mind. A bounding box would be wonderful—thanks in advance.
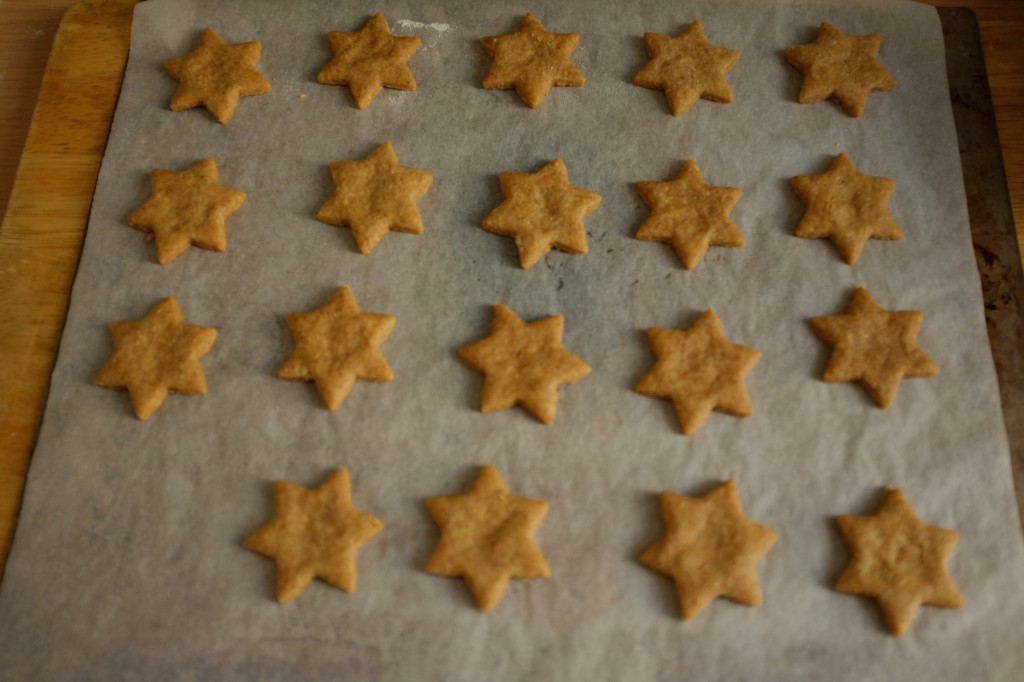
[425,465,550,611]
[244,469,384,603]
[127,158,247,264]
[636,309,760,435]
[278,286,395,410]
[811,287,937,408]
[480,13,585,108]
[94,297,217,420]
[835,487,963,635]
[636,160,743,269]
[164,28,271,123]
[317,13,421,109]
[459,304,591,424]
[634,21,740,116]
[317,141,433,254]
[784,22,896,117]
[791,153,901,264]
[482,158,601,269]
[640,480,777,620]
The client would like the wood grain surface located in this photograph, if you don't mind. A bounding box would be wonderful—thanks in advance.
[0,0,139,576]
[0,0,1022,578]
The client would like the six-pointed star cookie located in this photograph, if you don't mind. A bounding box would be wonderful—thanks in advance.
[127,158,247,264]
[244,469,384,603]
[278,286,396,410]
[480,13,585,108]
[636,309,761,435]
[636,160,743,269]
[94,297,217,420]
[98,25,963,627]
[317,13,421,109]
[811,287,937,408]
[459,304,591,424]
[640,480,777,620]
[483,158,601,269]
[164,28,271,123]
[791,153,901,264]
[425,465,550,611]
[634,21,740,116]
[785,22,896,117]
[835,487,963,635]
[317,141,433,254]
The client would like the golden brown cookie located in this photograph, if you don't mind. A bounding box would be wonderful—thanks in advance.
[164,28,271,123]
[640,480,777,620]
[482,158,601,269]
[317,141,433,254]
[317,13,421,109]
[791,153,901,264]
[458,304,591,424]
[811,287,937,408]
[278,286,395,410]
[634,21,740,116]
[636,309,760,435]
[425,465,550,612]
[94,297,217,420]
[636,160,743,269]
[127,158,247,265]
[784,22,896,117]
[835,487,963,635]
[480,13,585,108]
[244,469,383,603]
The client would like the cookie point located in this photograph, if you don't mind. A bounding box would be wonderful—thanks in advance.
[133,403,157,421]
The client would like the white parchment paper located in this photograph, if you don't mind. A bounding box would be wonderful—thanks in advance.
[2,0,1023,678]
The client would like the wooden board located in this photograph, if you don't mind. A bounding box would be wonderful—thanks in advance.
[940,8,1024,532]
[1,0,1022,582]
[0,0,139,576]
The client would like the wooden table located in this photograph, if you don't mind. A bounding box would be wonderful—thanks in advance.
[1,0,1022,577]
